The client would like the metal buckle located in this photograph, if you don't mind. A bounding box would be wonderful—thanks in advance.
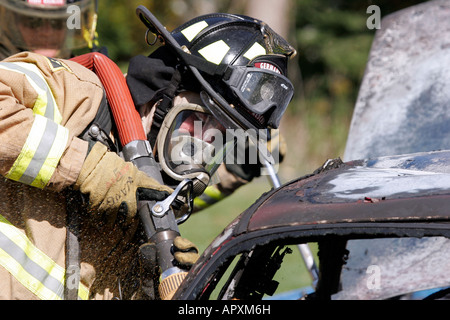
[151,179,194,225]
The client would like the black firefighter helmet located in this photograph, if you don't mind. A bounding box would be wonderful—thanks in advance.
[135,6,296,133]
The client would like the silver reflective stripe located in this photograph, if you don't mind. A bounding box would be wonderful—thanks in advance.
[0,62,88,299]
[17,118,58,186]
[0,61,68,189]
[0,214,90,300]
[5,115,69,189]
[0,230,64,299]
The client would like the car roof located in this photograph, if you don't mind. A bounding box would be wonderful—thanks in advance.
[234,150,450,236]
[175,150,450,300]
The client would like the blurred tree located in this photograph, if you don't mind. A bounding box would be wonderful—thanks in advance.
[295,0,429,115]
[95,0,169,62]
[276,0,431,175]
[95,0,230,63]
[245,0,292,38]
[94,0,298,63]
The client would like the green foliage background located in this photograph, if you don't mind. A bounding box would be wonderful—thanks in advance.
[93,0,429,295]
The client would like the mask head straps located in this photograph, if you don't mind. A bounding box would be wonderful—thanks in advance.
[147,67,182,148]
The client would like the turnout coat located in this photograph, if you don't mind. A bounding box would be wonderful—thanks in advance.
[0,52,140,300]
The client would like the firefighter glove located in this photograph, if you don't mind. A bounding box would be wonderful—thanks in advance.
[75,142,173,223]
[226,129,286,182]
[173,236,199,269]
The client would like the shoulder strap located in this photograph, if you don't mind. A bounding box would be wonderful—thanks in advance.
[147,68,182,148]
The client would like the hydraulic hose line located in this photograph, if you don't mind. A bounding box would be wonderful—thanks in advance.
[70,52,146,145]
[71,52,186,300]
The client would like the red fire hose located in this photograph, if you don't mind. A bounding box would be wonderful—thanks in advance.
[70,52,146,146]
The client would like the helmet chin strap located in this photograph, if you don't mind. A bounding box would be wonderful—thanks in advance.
[147,68,181,148]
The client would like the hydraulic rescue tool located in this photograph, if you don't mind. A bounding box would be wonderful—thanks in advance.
[71,51,193,300]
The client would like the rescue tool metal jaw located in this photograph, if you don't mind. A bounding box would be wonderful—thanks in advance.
[151,178,194,225]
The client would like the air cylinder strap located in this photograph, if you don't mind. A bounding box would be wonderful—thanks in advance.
[64,190,82,300]
[147,68,181,148]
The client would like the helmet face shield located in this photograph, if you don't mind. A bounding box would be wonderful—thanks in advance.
[165,109,226,175]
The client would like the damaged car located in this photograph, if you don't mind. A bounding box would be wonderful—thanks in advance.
[174,0,450,300]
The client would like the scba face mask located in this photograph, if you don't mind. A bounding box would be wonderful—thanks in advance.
[156,99,234,197]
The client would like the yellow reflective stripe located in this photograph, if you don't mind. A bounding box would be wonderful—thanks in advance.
[6,115,69,189]
[193,197,209,210]
[243,42,267,60]
[193,186,226,209]
[1,62,68,188]
[0,62,62,123]
[204,186,225,201]
[198,40,230,65]
[181,21,208,42]
[0,63,87,299]
[78,281,89,300]
[0,215,89,300]
[0,248,61,300]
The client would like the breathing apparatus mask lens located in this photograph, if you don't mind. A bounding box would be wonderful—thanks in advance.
[157,102,235,196]
[166,110,226,174]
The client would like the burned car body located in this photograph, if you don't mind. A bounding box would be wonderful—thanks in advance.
[344,0,450,160]
[174,0,450,300]
[174,151,450,300]
[341,0,450,300]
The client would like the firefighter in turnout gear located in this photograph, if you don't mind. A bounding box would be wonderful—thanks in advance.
[0,7,295,300]
[0,51,187,299]
[127,9,293,213]
[0,0,99,60]
[0,50,200,299]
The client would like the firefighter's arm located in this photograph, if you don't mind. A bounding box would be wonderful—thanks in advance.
[0,59,171,223]
[0,53,106,194]
[193,129,286,212]
[0,73,87,194]
[74,142,173,223]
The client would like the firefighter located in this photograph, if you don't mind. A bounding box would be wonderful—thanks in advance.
[0,0,99,60]
[0,9,295,300]
[126,11,293,212]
